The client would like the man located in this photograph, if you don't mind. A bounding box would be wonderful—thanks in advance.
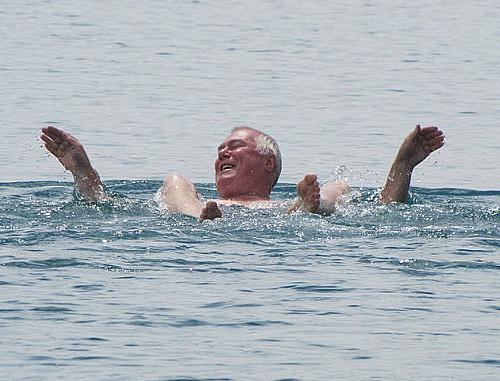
[40,124,445,220]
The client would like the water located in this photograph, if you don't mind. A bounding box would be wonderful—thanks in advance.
[2,0,499,187]
[1,181,499,380]
[1,0,500,379]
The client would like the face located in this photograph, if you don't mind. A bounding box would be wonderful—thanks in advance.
[214,129,275,199]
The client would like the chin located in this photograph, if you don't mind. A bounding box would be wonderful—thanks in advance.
[216,177,239,199]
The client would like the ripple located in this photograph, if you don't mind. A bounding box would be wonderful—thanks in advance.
[32,306,74,313]
[453,359,500,366]
[4,258,87,269]
[280,283,354,293]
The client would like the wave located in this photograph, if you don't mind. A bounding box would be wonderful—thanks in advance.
[1,180,499,195]
[1,180,498,249]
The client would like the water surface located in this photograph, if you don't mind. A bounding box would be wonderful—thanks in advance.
[1,0,499,379]
[1,181,499,380]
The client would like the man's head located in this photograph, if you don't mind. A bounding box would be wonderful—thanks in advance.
[214,127,282,200]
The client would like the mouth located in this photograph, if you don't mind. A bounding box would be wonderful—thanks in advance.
[220,163,236,172]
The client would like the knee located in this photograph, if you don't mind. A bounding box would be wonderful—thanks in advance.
[319,180,351,208]
[163,173,195,192]
[322,180,350,195]
[164,173,185,185]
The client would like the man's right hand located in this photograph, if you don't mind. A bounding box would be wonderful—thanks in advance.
[41,126,105,200]
[41,126,93,176]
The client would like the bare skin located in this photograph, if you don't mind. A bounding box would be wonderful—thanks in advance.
[41,124,444,219]
[200,201,223,221]
[289,174,321,213]
[288,175,351,214]
[214,128,277,201]
[41,126,106,200]
[288,125,444,213]
[380,125,445,203]
[41,128,222,220]
[157,127,278,220]
[161,173,222,221]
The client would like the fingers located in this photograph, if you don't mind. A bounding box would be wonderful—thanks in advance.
[419,126,445,143]
[419,125,438,134]
[423,129,444,141]
[43,142,59,156]
[41,127,77,159]
[416,125,445,151]
[40,126,83,158]
[40,132,55,146]
[426,130,445,151]
[41,134,59,155]
[429,138,445,151]
[41,126,78,146]
[41,126,65,142]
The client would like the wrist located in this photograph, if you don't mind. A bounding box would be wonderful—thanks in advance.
[72,167,98,181]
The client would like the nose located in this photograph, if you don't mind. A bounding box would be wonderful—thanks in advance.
[218,146,231,159]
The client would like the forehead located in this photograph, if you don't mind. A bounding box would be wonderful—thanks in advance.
[222,129,258,144]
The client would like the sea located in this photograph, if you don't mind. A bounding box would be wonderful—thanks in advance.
[1,1,499,380]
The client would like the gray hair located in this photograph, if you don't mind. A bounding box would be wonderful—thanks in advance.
[232,127,282,188]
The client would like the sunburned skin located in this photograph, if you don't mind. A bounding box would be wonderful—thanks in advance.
[41,124,444,221]
[214,128,276,201]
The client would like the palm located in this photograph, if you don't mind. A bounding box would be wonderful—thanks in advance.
[41,126,92,174]
[398,125,445,168]
[58,143,90,172]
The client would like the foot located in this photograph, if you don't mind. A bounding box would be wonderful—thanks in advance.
[199,201,222,221]
[297,174,320,213]
[41,126,94,177]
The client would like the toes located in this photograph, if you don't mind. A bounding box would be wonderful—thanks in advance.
[205,201,218,209]
[200,201,222,221]
[302,174,317,184]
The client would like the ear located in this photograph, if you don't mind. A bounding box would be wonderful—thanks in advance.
[265,154,276,173]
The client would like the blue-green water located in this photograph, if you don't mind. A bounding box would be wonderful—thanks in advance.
[1,181,499,380]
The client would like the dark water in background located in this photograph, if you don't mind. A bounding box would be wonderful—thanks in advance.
[1,0,500,379]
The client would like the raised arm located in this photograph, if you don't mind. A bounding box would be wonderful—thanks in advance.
[380,125,445,204]
[41,126,106,200]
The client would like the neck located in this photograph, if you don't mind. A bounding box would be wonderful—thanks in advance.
[225,194,270,202]
[219,189,271,201]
